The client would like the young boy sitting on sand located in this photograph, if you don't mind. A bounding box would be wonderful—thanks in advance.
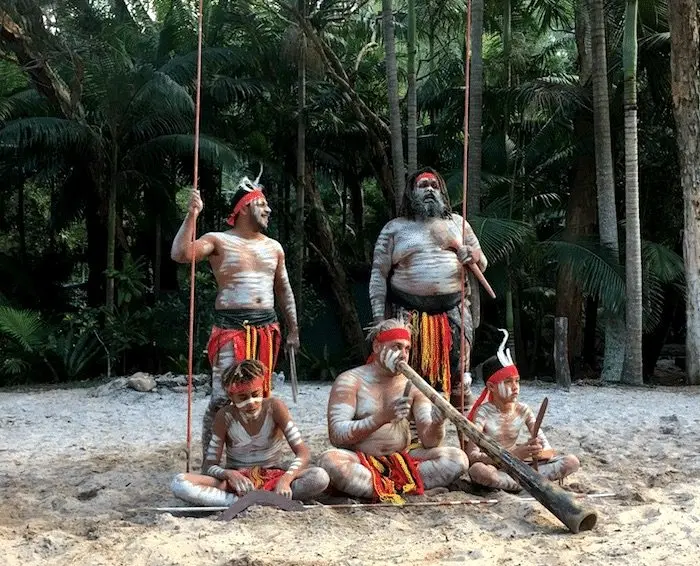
[465,330,580,492]
[171,359,329,506]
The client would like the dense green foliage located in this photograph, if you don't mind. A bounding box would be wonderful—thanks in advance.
[0,0,686,385]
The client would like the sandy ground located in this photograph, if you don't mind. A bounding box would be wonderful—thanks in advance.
[1,377,699,566]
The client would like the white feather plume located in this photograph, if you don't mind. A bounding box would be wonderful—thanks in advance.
[497,328,512,367]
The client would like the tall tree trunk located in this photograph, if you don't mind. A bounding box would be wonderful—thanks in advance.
[589,0,625,382]
[295,0,307,318]
[154,213,162,300]
[669,0,700,385]
[556,1,596,373]
[106,144,118,314]
[467,0,485,215]
[304,165,366,360]
[17,179,26,258]
[556,109,597,370]
[86,174,107,308]
[349,177,367,263]
[502,0,517,358]
[406,0,417,172]
[622,0,643,384]
[382,0,405,211]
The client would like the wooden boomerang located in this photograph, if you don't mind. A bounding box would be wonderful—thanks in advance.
[218,490,304,521]
[530,397,548,472]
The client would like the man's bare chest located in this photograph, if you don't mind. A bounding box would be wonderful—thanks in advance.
[391,220,460,259]
[211,235,278,274]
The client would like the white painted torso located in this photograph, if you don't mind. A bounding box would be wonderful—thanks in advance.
[224,404,287,468]
[205,232,280,310]
[474,401,551,451]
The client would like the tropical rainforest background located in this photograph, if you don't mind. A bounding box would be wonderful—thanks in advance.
[0,0,697,387]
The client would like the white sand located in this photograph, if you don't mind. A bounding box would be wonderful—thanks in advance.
[1,378,699,565]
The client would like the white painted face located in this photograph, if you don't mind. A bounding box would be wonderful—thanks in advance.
[230,387,265,420]
[411,177,447,218]
[374,338,411,371]
[250,197,271,230]
[488,376,520,404]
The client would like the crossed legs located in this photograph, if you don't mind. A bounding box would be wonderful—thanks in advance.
[320,446,469,499]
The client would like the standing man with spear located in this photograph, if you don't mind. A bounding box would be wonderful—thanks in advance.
[369,168,492,414]
[171,170,300,466]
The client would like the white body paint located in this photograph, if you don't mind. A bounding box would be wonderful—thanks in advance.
[171,474,237,506]
[369,214,487,321]
[466,400,580,490]
[205,232,281,310]
[224,405,288,468]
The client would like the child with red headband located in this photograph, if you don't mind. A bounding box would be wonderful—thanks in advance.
[171,359,328,506]
[466,330,580,492]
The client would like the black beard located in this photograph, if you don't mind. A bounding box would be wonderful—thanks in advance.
[410,196,448,219]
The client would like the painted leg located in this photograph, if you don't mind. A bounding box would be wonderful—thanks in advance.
[447,307,476,413]
[201,342,235,464]
[319,449,374,499]
[171,473,237,507]
[410,446,470,490]
[537,454,580,482]
[468,462,521,492]
[290,467,330,500]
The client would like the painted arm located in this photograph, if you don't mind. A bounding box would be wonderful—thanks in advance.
[369,223,394,323]
[272,399,309,483]
[327,371,387,447]
[273,245,299,348]
[524,405,554,460]
[465,410,495,465]
[462,217,488,272]
[170,217,216,263]
[203,410,229,479]
[411,390,445,448]
[171,189,216,263]
[450,214,488,272]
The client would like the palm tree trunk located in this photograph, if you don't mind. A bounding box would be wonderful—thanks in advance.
[502,0,517,359]
[669,0,700,385]
[17,179,26,258]
[106,144,118,314]
[555,0,596,372]
[467,0,484,215]
[382,0,405,211]
[349,177,367,262]
[622,0,643,384]
[556,109,597,369]
[589,0,624,382]
[294,0,307,317]
[407,0,417,172]
[154,213,161,300]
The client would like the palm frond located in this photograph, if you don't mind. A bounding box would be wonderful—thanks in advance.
[126,70,195,119]
[0,118,94,156]
[159,48,247,85]
[209,75,267,106]
[469,216,535,264]
[0,89,51,122]
[542,237,625,314]
[124,134,242,170]
[0,306,45,353]
[642,240,684,285]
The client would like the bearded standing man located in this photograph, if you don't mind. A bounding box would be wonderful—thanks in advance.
[369,168,487,412]
[171,174,299,463]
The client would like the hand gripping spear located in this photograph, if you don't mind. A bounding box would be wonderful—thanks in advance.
[396,360,597,534]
